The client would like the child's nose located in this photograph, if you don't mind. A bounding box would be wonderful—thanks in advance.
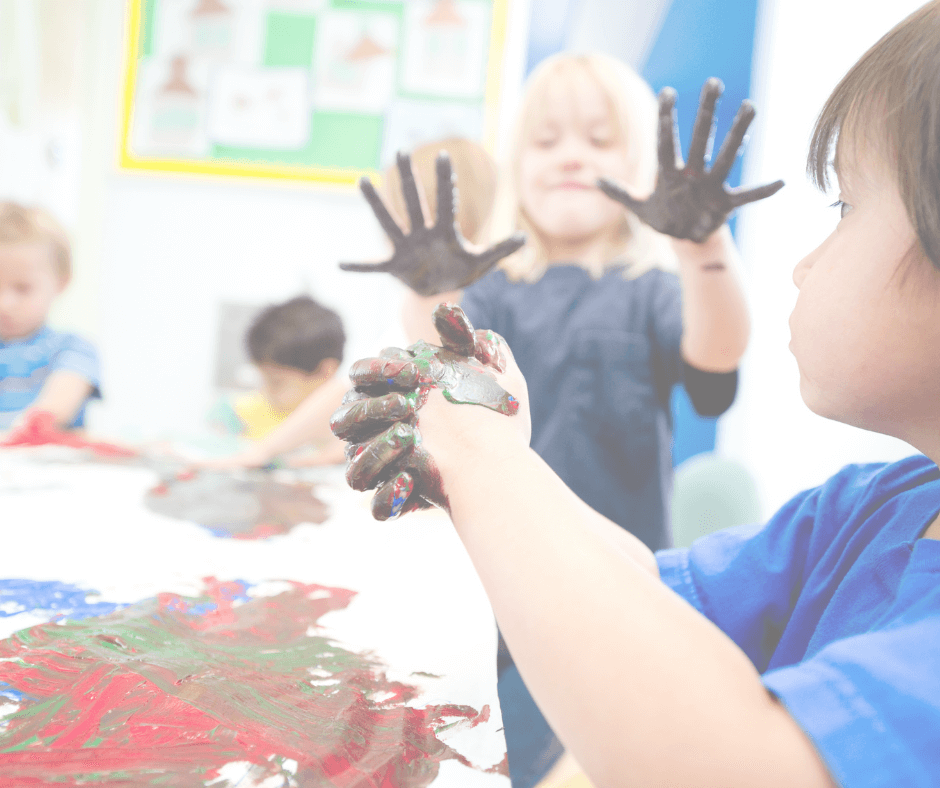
[792,251,814,289]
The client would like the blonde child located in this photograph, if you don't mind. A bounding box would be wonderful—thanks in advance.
[0,202,99,433]
[333,3,940,785]
[342,53,780,787]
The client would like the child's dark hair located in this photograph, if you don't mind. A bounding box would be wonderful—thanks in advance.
[808,0,940,272]
[246,296,345,373]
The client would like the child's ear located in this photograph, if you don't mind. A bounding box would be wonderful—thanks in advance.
[316,358,341,378]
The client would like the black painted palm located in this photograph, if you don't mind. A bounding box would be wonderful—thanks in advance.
[340,152,526,297]
[598,78,784,243]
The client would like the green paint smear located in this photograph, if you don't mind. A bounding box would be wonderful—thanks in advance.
[0,580,491,785]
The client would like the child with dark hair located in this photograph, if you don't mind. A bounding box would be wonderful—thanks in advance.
[331,3,940,785]
[212,296,347,464]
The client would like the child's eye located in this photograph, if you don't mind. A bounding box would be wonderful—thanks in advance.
[829,199,853,219]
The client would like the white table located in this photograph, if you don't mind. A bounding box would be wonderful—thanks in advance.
[0,448,508,786]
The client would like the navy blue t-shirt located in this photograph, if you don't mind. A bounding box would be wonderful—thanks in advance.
[463,264,726,551]
[462,264,738,788]
[658,455,940,787]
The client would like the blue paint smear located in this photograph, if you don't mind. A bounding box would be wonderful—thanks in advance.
[0,578,254,631]
[0,682,28,703]
[0,579,125,622]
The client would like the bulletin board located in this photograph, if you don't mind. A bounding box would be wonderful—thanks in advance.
[119,0,509,185]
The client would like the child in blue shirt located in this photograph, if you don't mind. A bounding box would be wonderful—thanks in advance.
[330,3,940,785]
[0,202,100,432]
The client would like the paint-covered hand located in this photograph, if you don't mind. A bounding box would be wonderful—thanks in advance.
[598,78,784,243]
[330,303,526,521]
[339,151,526,297]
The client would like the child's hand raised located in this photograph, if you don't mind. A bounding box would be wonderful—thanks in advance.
[330,303,529,520]
[598,78,784,243]
[339,152,526,297]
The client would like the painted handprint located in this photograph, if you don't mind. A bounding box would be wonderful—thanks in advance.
[598,78,784,243]
[340,152,526,296]
[330,303,518,520]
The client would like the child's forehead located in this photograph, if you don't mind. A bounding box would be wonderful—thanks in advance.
[0,240,57,271]
[527,69,616,128]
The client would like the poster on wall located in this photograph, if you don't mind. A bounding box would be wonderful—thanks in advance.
[120,0,508,185]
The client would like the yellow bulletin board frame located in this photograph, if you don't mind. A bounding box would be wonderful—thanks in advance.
[119,0,510,186]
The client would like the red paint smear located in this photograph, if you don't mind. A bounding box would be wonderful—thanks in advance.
[0,410,137,458]
[0,578,502,786]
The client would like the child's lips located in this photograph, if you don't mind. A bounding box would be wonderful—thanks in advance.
[554,181,593,191]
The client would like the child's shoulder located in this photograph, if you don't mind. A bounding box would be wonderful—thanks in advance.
[796,455,940,546]
[822,455,939,503]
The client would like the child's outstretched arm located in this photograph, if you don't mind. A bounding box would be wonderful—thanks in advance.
[18,370,94,430]
[206,374,349,468]
[332,305,835,788]
[600,78,783,373]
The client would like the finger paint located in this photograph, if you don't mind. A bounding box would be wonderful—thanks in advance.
[331,304,519,519]
[330,391,415,442]
[144,471,328,539]
[433,302,475,356]
[407,341,518,417]
[597,78,783,243]
[0,578,497,785]
[371,471,415,521]
[348,357,420,389]
[0,411,137,459]
[345,422,419,491]
[340,151,525,296]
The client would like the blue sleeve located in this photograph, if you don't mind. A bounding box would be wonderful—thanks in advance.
[51,334,101,398]
[763,612,940,788]
[656,463,889,672]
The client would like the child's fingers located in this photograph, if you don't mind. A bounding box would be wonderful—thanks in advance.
[657,87,680,172]
[710,100,756,182]
[345,422,419,491]
[396,151,427,233]
[359,177,405,243]
[687,77,723,174]
[597,178,642,213]
[338,260,393,272]
[433,302,476,356]
[348,356,420,389]
[728,179,785,207]
[330,392,415,442]
[473,328,507,373]
[371,470,416,521]
[380,346,414,360]
[435,152,457,232]
[469,233,527,278]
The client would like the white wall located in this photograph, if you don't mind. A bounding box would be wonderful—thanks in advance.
[61,0,531,438]
[718,0,927,517]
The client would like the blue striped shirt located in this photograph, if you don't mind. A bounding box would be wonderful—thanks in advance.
[0,326,101,429]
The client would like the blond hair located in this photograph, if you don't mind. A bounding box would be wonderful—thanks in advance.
[382,137,498,245]
[0,202,72,281]
[492,53,676,282]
